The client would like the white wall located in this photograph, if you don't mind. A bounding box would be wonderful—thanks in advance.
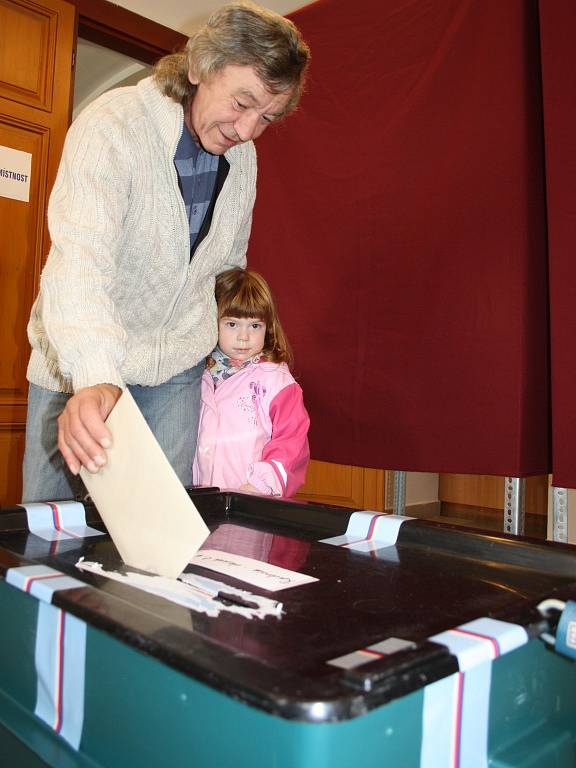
[74,41,152,119]
[406,472,439,506]
[107,0,308,36]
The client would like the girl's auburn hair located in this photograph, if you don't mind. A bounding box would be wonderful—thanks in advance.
[215,268,293,366]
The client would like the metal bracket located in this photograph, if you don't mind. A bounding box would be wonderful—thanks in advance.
[392,471,406,516]
[504,477,526,535]
[552,487,568,543]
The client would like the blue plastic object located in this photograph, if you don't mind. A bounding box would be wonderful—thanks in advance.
[555,600,576,660]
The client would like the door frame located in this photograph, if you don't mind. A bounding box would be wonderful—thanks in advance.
[72,0,188,64]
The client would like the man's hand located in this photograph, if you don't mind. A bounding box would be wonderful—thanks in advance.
[57,384,122,475]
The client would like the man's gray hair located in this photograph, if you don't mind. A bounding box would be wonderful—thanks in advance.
[154,1,310,114]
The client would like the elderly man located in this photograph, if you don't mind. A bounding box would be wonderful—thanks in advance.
[23,1,310,501]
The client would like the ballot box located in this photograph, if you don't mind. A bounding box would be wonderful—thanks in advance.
[1,490,576,768]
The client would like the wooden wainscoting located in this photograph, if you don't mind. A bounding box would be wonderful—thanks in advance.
[0,428,26,504]
[296,460,393,512]
[439,473,549,515]
[438,473,549,537]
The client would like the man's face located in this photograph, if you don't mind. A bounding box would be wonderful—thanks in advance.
[187,64,293,155]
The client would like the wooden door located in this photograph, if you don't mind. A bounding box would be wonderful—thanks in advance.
[0,0,76,504]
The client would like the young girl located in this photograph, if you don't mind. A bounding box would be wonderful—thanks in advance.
[193,268,310,497]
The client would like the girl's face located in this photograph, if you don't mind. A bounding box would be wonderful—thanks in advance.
[218,316,267,361]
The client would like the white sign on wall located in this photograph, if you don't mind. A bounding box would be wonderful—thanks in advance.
[0,145,32,202]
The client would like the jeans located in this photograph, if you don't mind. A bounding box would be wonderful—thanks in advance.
[22,363,204,503]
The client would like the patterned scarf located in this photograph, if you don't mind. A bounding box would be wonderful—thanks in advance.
[208,346,262,388]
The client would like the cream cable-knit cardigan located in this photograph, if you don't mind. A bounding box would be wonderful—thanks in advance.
[27,76,256,393]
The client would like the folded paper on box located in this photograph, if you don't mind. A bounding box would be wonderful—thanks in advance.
[80,389,209,578]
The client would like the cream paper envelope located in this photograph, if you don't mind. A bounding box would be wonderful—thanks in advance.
[80,389,209,578]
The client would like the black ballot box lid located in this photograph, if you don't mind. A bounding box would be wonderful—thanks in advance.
[1,490,576,723]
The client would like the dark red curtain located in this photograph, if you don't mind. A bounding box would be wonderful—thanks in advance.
[248,0,549,476]
[539,1,576,488]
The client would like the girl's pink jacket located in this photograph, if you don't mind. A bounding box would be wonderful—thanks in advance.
[193,361,310,497]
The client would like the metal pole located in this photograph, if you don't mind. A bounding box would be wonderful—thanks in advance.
[503,476,526,535]
[552,486,568,543]
[393,471,406,516]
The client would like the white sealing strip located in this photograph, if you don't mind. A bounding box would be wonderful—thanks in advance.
[420,617,528,768]
[320,510,414,551]
[6,565,86,603]
[19,501,103,542]
[421,672,463,768]
[327,637,415,670]
[35,603,86,750]
[421,666,492,768]
[190,549,317,591]
[6,565,87,750]
[430,617,528,672]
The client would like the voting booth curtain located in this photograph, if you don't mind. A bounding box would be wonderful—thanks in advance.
[539,0,576,489]
[248,0,556,479]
